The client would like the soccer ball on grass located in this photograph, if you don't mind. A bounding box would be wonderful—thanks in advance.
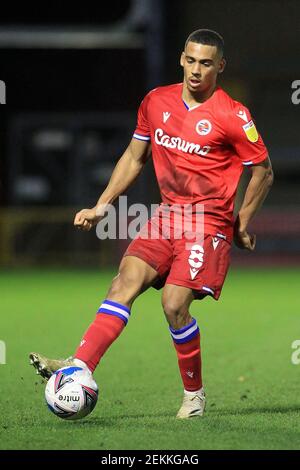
[45,366,98,420]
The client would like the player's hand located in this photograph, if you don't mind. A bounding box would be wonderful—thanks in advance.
[234,229,256,251]
[74,207,101,232]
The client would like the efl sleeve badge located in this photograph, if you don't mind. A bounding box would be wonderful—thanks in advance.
[242,120,259,143]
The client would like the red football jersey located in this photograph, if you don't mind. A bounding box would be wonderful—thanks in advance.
[133,84,268,241]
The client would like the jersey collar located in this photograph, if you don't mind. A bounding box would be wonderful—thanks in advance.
[180,83,220,111]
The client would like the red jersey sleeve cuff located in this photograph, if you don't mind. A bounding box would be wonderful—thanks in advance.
[241,150,268,166]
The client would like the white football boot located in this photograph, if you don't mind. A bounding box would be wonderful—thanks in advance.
[29,352,77,379]
[176,387,206,419]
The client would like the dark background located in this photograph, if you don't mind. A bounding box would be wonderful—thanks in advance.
[0,0,299,267]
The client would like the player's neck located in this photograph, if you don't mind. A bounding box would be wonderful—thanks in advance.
[182,83,217,108]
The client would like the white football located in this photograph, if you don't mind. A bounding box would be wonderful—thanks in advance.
[45,366,98,420]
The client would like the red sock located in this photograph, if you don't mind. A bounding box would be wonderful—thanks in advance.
[74,300,130,372]
[170,319,202,392]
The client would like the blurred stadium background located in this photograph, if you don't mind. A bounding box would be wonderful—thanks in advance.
[0,0,299,269]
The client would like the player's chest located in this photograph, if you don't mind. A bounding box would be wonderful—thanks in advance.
[148,105,225,150]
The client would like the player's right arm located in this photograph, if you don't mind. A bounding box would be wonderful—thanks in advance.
[74,138,151,231]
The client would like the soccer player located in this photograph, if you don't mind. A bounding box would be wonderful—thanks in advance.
[30,29,273,418]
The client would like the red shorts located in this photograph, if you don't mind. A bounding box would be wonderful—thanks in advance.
[124,211,231,300]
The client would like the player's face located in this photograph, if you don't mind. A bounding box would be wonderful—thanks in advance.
[180,42,225,94]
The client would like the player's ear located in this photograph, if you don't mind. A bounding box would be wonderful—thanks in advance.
[218,57,226,74]
[180,51,185,67]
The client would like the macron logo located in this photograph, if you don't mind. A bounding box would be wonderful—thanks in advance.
[186,370,194,378]
[212,237,220,250]
[236,110,248,122]
[163,112,171,123]
[190,268,199,280]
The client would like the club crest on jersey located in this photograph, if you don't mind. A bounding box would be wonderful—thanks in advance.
[196,119,212,136]
[242,120,259,143]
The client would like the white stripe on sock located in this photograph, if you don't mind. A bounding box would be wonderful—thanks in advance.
[171,322,198,340]
[101,303,130,321]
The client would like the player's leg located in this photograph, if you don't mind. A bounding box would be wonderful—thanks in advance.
[163,233,232,417]
[72,255,158,372]
[162,284,205,418]
[30,255,159,378]
[30,212,173,378]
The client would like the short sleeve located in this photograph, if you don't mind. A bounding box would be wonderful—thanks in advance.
[227,104,268,166]
[133,93,151,142]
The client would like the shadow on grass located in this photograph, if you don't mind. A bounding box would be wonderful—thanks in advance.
[35,405,300,430]
[64,412,176,427]
[79,404,300,425]
[208,405,300,416]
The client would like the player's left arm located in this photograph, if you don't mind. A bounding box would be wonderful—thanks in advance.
[234,156,274,250]
[228,103,274,251]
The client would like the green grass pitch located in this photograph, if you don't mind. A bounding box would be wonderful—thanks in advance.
[0,267,300,450]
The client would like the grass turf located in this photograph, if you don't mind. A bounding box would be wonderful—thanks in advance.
[0,267,300,450]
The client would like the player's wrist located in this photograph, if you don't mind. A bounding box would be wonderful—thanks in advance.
[236,226,248,235]
[234,212,249,234]
[95,201,111,218]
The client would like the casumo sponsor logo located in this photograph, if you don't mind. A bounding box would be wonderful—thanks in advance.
[155,128,211,156]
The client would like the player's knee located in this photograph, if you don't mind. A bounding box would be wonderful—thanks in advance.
[162,298,189,326]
